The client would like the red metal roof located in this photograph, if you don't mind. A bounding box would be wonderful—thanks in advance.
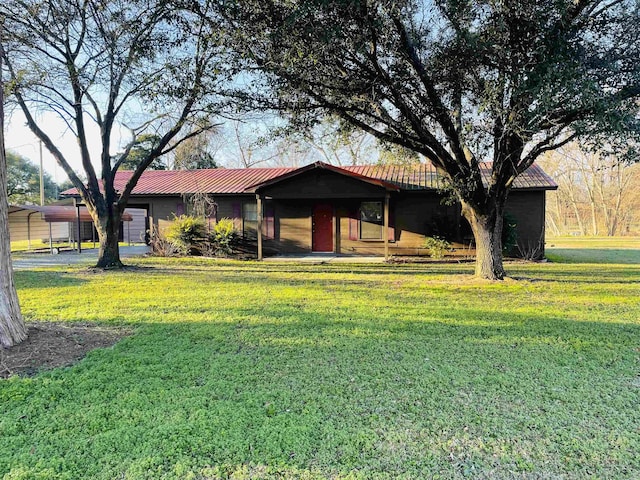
[61,162,556,196]
[345,162,557,190]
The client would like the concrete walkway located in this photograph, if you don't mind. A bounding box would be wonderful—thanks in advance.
[263,254,385,264]
[11,248,385,269]
[11,245,151,270]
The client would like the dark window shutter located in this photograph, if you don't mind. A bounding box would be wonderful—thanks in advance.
[264,206,275,239]
[232,202,242,231]
[232,202,241,219]
[349,208,358,240]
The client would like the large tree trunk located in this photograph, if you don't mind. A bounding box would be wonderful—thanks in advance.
[93,209,123,269]
[0,52,28,346]
[461,199,506,280]
[0,163,27,348]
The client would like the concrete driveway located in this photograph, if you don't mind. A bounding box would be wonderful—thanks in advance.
[11,245,151,270]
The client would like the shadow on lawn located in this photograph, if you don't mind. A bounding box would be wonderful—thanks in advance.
[13,270,89,290]
[144,263,473,278]
[121,293,640,349]
[144,263,640,287]
[133,256,640,285]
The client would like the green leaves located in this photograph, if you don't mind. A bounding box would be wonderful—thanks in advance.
[6,152,59,204]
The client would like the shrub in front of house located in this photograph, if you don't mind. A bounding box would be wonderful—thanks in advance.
[166,215,207,256]
[424,236,452,259]
[157,215,238,257]
[149,229,179,256]
[209,217,237,257]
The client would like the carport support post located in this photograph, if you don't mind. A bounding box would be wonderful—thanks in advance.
[76,203,82,253]
[256,194,263,261]
[27,211,34,250]
[384,192,390,260]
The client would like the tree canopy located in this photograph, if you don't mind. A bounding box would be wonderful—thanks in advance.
[216,0,640,278]
[6,151,59,204]
[172,133,219,169]
[115,135,167,171]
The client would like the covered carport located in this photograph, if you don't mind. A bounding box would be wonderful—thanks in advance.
[8,205,133,254]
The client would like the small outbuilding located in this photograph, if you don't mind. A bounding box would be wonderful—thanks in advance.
[8,204,138,252]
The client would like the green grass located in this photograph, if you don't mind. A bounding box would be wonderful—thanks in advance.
[10,240,138,253]
[10,239,49,252]
[2,256,639,479]
[546,236,640,249]
[546,236,640,264]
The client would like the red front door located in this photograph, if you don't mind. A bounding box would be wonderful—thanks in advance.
[312,204,333,252]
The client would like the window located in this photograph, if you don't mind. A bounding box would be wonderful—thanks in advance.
[243,203,257,236]
[360,201,383,239]
[243,203,257,222]
[241,202,274,239]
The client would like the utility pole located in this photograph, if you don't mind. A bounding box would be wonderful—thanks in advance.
[39,139,44,205]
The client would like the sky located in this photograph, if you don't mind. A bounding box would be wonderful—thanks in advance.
[5,110,89,181]
[4,107,281,180]
[4,105,383,183]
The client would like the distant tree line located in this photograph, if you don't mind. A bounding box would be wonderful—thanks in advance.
[540,144,640,236]
[6,151,61,205]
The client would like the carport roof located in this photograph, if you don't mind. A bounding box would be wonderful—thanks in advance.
[9,205,133,222]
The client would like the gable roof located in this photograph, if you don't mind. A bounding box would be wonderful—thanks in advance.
[244,161,401,192]
[61,161,556,196]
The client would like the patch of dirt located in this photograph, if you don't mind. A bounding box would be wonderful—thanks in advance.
[1,322,130,378]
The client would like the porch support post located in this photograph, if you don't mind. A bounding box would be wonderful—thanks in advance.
[256,194,263,261]
[384,192,390,260]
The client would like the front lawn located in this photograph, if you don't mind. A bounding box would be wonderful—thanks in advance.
[1,256,639,479]
[546,236,640,264]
